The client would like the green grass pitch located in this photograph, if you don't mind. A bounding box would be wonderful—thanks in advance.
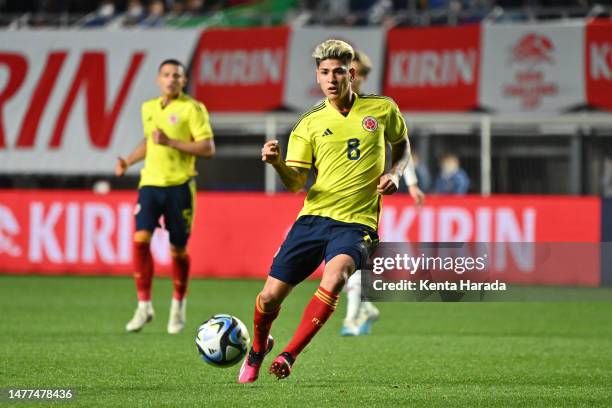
[2,275,612,407]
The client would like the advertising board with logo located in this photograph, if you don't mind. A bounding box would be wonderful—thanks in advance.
[191,27,290,111]
[479,22,586,113]
[384,25,480,111]
[283,27,385,112]
[0,30,199,173]
[0,191,602,286]
[586,20,612,110]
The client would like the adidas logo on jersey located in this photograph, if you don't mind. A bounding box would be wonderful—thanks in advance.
[321,128,333,137]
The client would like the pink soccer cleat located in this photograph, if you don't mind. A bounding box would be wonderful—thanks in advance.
[237,335,274,384]
[268,352,294,380]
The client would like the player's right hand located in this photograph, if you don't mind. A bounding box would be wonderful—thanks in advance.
[261,140,281,165]
[409,184,425,207]
[377,173,400,195]
[115,157,128,177]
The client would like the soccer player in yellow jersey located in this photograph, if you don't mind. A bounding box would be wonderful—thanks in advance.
[115,59,214,334]
[341,50,425,337]
[238,40,412,382]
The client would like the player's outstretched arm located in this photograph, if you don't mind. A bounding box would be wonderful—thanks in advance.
[408,184,425,206]
[378,138,410,195]
[152,129,215,158]
[115,139,147,177]
[404,156,425,206]
[261,140,308,193]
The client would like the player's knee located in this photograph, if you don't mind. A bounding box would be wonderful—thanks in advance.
[258,290,283,311]
[323,259,355,293]
[134,230,152,244]
[170,246,188,258]
[329,271,349,293]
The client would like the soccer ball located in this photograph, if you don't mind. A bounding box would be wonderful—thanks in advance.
[195,314,250,367]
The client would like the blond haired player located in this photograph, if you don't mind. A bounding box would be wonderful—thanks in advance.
[115,59,214,334]
[341,50,425,336]
[238,40,413,382]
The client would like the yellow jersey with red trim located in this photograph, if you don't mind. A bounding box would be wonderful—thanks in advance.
[139,93,213,187]
[285,93,407,230]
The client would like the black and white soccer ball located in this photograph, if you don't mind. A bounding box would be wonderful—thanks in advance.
[195,314,250,367]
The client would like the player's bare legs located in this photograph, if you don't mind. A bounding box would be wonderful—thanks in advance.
[342,270,363,336]
[238,277,292,383]
[167,245,190,334]
[258,276,294,312]
[270,255,355,379]
[126,230,155,332]
[342,270,380,336]
[319,254,355,293]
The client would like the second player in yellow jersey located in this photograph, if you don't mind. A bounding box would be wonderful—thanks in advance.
[140,93,213,187]
[115,59,215,336]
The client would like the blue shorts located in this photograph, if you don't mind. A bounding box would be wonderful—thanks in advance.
[269,215,379,286]
[135,179,196,247]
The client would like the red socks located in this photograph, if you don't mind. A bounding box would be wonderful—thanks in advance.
[133,241,154,301]
[171,254,190,301]
[133,241,190,302]
[252,294,280,353]
[284,287,339,358]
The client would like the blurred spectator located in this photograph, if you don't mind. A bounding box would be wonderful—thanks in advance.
[365,0,393,25]
[122,0,146,26]
[330,0,350,17]
[170,0,185,14]
[434,153,470,194]
[140,0,165,26]
[420,0,469,25]
[82,0,116,27]
[304,0,350,24]
[184,0,204,13]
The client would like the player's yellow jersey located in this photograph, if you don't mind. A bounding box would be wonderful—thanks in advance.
[139,93,213,187]
[286,93,407,230]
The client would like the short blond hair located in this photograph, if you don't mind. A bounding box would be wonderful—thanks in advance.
[353,50,372,76]
[312,39,354,67]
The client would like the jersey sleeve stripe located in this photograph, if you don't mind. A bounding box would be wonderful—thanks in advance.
[286,159,312,165]
[360,94,397,107]
[360,94,392,101]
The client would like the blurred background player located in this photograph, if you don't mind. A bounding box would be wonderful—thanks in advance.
[238,39,413,383]
[115,59,215,334]
[340,50,425,337]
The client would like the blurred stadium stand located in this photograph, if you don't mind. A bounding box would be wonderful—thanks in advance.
[0,0,612,197]
[1,0,611,28]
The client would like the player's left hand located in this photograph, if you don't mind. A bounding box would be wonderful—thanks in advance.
[153,128,170,145]
[408,184,425,206]
[115,157,128,177]
[377,173,399,195]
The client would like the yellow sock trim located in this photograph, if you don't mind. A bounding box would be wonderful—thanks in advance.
[255,294,280,314]
[134,230,152,243]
